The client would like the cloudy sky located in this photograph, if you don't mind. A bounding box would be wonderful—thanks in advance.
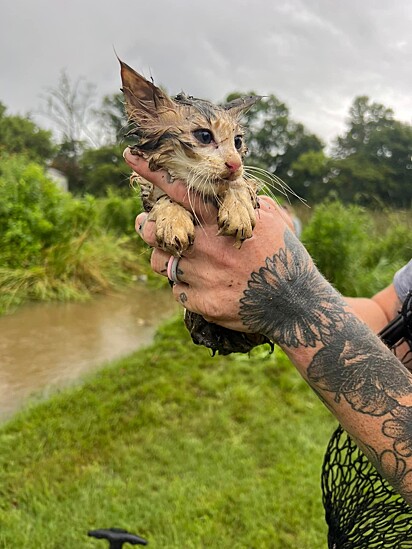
[1,0,411,146]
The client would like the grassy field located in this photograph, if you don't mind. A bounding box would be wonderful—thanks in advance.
[0,314,336,548]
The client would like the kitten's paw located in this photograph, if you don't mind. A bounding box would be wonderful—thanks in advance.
[217,207,255,247]
[152,203,195,255]
[157,219,195,255]
[217,190,256,247]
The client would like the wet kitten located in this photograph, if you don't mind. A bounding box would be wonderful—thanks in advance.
[119,59,260,254]
[120,59,272,354]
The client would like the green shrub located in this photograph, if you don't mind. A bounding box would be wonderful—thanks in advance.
[0,155,147,313]
[365,217,411,267]
[302,200,411,297]
[98,188,141,236]
[302,201,372,294]
[0,155,72,268]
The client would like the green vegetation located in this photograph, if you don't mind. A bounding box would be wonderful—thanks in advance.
[0,102,55,163]
[0,149,409,315]
[226,93,412,208]
[0,155,149,314]
[0,316,335,548]
[302,201,412,296]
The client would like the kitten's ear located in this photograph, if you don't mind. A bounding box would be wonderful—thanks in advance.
[119,59,173,121]
[224,95,262,118]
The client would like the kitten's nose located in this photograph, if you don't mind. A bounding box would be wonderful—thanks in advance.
[225,160,241,173]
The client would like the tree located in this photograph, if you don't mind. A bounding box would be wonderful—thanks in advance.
[97,93,129,144]
[41,69,98,150]
[330,96,412,207]
[225,92,323,198]
[40,70,99,192]
[0,102,55,163]
[78,145,130,196]
[290,150,332,202]
[334,96,394,159]
[367,120,412,206]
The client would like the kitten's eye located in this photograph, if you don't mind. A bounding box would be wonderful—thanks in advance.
[234,136,243,150]
[193,129,214,145]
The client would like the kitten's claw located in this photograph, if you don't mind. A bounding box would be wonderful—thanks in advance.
[157,225,195,256]
[217,188,256,246]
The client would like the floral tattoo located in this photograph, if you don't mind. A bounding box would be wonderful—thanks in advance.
[239,227,412,501]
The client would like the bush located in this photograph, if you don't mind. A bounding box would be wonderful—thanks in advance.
[98,188,141,236]
[0,155,147,314]
[302,200,411,297]
[302,201,372,294]
[365,218,411,267]
[0,155,72,268]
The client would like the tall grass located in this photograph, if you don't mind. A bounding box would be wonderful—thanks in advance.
[0,155,149,314]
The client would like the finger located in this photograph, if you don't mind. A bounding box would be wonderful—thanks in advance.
[150,250,191,285]
[135,213,157,247]
[135,212,148,235]
[150,249,171,277]
[170,283,215,324]
[172,283,197,310]
[124,148,217,223]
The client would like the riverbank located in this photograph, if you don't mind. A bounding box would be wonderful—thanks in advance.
[0,315,335,548]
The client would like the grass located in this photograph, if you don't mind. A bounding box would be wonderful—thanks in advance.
[0,235,155,315]
[0,315,336,548]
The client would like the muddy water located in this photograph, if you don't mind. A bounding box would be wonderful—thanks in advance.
[0,286,179,420]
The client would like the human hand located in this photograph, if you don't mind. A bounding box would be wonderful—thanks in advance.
[124,148,308,338]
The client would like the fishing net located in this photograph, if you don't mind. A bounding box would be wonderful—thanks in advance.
[322,292,412,548]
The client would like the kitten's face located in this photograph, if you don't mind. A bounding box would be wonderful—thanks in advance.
[159,101,247,188]
[120,60,259,197]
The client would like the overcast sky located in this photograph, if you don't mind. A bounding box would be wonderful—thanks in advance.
[1,0,411,146]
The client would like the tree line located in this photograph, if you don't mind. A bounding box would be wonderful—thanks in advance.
[1,70,411,207]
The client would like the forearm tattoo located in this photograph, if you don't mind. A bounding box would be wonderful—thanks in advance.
[240,230,345,347]
[240,228,412,501]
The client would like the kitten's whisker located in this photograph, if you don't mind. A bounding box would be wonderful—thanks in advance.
[186,185,203,230]
[243,170,290,208]
[241,175,258,194]
[243,174,282,208]
[243,172,270,195]
[195,168,223,212]
[244,165,307,205]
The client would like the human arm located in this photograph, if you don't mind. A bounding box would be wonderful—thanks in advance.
[345,285,402,333]
[124,149,412,504]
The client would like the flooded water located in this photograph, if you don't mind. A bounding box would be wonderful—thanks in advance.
[0,285,179,420]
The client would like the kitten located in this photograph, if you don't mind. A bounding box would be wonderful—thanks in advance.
[120,59,272,354]
[119,59,260,254]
